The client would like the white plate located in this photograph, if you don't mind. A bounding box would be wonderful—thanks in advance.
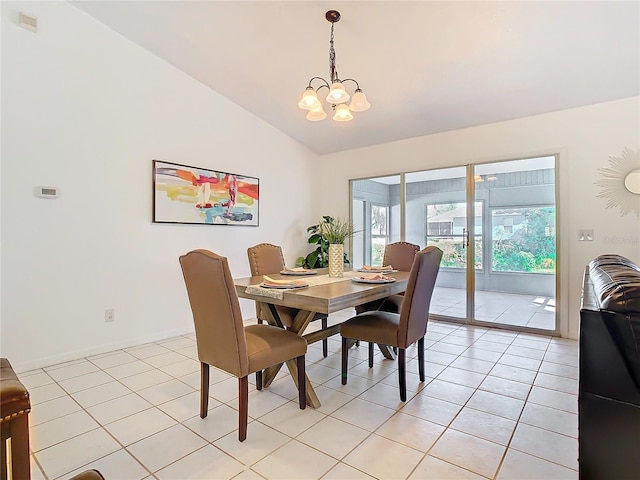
[280,269,318,276]
[357,268,394,274]
[259,282,309,289]
[351,277,396,284]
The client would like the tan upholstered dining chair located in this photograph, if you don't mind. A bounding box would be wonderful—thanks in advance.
[378,241,421,313]
[355,241,420,315]
[179,249,307,441]
[341,246,443,401]
[383,241,421,272]
[247,243,330,357]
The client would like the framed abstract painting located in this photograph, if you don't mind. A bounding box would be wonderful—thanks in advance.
[152,160,259,226]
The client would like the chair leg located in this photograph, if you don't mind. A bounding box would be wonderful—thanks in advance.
[418,337,425,382]
[200,362,209,418]
[393,346,398,354]
[398,348,407,401]
[9,414,31,480]
[297,356,306,409]
[0,430,6,480]
[368,342,374,368]
[322,317,328,358]
[256,370,263,390]
[342,336,349,385]
[238,376,248,442]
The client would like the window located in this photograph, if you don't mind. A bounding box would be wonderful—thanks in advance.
[491,206,556,273]
[428,221,453,236]
[426,202,483,269]
[371,204,389,265]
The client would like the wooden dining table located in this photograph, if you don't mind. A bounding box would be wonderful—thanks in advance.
[234,269,410,408]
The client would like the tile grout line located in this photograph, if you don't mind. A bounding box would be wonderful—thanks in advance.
[24,318,578,480]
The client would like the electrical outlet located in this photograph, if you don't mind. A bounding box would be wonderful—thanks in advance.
[105,308,115,322]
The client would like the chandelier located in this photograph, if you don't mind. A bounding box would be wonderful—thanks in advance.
[298,10,370,122]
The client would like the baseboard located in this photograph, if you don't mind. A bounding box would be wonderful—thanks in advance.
[14,326,195,373]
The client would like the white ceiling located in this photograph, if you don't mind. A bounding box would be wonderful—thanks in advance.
[70,1,640,155]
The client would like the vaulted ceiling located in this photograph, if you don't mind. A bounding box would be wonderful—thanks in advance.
[71,1,640,155]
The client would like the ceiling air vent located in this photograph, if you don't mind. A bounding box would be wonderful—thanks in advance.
[19,12,37,33]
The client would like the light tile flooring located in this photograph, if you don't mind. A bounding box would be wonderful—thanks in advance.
[431,287,556,331]
[19,310,579,480]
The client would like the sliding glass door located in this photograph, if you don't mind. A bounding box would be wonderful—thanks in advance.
[473,158,556,331]
[350,156,558,333]
[405,167,468,321]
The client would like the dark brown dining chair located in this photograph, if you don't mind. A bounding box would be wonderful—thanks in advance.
[69,470,106,480]
[355,241,420,315]
[1,358,30,480]
[341,246,443,401]
[247,243,330,357]
[179,249,307,441]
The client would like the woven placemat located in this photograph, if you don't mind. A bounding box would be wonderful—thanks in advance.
[245,285,288,300]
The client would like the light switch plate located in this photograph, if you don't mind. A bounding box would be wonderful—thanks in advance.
[579,229,594,241]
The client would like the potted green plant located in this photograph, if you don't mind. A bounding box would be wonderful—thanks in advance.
[297,216,355,275]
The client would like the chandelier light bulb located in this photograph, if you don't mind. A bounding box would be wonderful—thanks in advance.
[349,90,370,112]
[333,104,353,122]
[326,82,350,104]
[306,106,328,121]
[298,88,321,110]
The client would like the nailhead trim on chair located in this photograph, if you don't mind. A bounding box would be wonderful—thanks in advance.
[248,243,285,275]
[1,408,31,423]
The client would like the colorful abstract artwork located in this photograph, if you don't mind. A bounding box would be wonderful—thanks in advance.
[153,160,259,226]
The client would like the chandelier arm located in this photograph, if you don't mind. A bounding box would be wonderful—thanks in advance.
[307,77,331,91]
[340,79,361,91]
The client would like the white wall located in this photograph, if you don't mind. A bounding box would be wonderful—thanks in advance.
[2,2,638,371]
[315,97,640,339]
[1,1,318,371]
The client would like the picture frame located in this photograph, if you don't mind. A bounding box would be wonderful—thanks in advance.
[152,160,259,226]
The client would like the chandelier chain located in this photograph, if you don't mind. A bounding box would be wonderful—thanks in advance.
[329,22,337,83]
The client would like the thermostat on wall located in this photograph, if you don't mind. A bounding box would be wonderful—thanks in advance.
[35,186,60,199]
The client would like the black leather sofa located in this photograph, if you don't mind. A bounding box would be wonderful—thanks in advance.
[579,254,640,479]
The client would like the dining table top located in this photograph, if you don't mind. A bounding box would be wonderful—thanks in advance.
[233,268,410,314]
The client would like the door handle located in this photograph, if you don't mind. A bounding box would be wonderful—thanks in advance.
[462,228,470,248]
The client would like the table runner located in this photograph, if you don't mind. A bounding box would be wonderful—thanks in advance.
[245,271,360,300]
